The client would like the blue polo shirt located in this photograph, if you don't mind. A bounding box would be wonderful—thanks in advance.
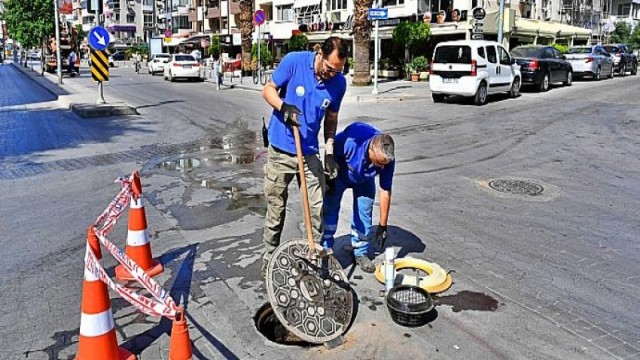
[335,122,395,191]
[268,51,347,156]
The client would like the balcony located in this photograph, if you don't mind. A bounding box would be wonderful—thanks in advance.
[207,7,221,17]
[230,0,240,14]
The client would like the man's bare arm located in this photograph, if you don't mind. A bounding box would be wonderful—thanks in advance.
[262,81,283,112]
[324,109,338,155]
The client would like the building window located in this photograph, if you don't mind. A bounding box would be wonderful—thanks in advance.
[109,0,120,9]
[277,4,294,21]
[382,0,404,6]
[143,0,153,5]
[328,0,347,11]
[144,13,154,27]
[172,15,190,28]
[127,13,135,22]
[428,0,450,13]
[618,3,631,15]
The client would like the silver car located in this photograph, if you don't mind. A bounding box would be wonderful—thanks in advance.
[565,45,614,80]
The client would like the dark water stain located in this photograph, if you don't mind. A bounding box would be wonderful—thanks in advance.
[433,291,501,312]
[360,295,385,311]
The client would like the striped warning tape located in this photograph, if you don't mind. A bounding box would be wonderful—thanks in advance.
[90,50,110,82]
[89,172,178,319]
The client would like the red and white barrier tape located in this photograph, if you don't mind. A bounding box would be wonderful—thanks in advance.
[88,172,179,319]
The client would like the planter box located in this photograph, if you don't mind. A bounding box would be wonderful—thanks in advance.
[419,71,429,81]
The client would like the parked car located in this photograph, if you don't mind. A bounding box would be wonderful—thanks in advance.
[163,54,202,82]
[28,49,42,60]
[108,51,126,67]
[565,45,614,80]
[429,40,522,105]
[602,44,637,76]
[511,45,573,91]
[147,53,171,75]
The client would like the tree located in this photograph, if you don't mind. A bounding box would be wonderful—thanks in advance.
[287,33,308,52]
[610,22,631,44]
[207,35,222,58]
[392,21,431,61]
[3,0,55,67]
[352,0,373,86]
[238,0,254,74]
[629,25,640,49]
[251,42,272,67]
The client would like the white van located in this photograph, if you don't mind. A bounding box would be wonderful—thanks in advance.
[429,40,522,105]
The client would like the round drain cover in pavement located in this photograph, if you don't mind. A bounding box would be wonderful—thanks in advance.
[266,239,353,344]
[488,179,543,196]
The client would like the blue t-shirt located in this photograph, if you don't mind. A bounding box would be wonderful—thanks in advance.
[268,51,347,155]
[335,122,395,191]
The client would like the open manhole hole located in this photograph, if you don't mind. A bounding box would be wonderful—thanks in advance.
[254,303,311,347]
[488,179,544,196]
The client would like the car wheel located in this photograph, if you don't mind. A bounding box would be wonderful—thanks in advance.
[539,72,550,92]
[509,77,520,98]
[474,82,488,106]
[619,63,626,77]
[432,93,445,103]
[632,63,638,75]
[594,67,601,81]
[563,71,572,86]
[609,64,614,78]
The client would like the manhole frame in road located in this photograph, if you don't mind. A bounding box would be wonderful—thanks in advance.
[488,178,544,196]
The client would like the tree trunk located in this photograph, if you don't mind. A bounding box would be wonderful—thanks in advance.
[238,0,254,75]
[352,0,372,86]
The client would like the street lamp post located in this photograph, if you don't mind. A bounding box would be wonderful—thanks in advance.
[53,0,64,84]
[497,0,505,45]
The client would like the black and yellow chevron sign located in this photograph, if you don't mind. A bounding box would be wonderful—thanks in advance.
[90,50,110,82]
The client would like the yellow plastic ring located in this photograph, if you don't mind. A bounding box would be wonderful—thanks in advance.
[374,258,453,294]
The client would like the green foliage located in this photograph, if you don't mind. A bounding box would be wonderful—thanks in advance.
[3,0,55,50]
[392,21,431,58]
[552,43,569,54]
[610,22,632,44]
[628,25,640,49]
[251,42,273,66]
[125,45,148,60]
[74,24,86,50]
[207,36,221,57]
[409,56,429,72]
[287,33,308,52]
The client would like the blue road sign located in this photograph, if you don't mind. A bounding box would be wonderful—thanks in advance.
[88,26,110,51]
[368,8,388,20]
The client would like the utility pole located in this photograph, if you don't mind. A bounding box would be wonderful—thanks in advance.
[497,0,505,45]
[53,0,63,84]
[372,0,380,95]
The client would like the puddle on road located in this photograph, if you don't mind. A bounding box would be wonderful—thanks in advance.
[433,291,501,312]
[156,157,201,172]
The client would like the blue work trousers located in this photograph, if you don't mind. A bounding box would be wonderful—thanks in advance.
[322,177,376,257]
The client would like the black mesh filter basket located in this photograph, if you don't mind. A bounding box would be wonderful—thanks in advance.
[386,285,435,327]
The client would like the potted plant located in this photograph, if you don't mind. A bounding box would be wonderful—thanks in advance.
[409,56,428,81]
[413,56,429,81]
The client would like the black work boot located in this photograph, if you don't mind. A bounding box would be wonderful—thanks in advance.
[355,255,375,273]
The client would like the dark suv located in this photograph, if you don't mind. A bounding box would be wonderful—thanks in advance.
[603,44,637,76]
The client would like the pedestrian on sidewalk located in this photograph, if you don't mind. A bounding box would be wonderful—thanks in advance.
[68,48,77,74]
[321,122,396,273]
[260,36,348,278]
[213,54,222,90]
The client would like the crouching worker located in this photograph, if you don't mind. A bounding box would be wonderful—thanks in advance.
[322,122,395,273]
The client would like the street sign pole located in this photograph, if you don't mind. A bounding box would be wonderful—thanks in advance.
[497,0,505,45]
[53,0,63,84]
[94,0,106,104]
[258,24,261,78]
[372,15,379,95]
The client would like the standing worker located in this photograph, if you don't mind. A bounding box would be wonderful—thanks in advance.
[322,122,396,273]
[68,48,77,75]
[260,36,348,277]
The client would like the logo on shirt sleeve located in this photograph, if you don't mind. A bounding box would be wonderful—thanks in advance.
[321,98,331,110]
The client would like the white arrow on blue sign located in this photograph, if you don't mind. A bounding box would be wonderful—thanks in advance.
[368,8,388,20]
[88,26,110,51]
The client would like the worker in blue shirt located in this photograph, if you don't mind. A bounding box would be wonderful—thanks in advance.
[260,37,348,277]
[322,122,395,273]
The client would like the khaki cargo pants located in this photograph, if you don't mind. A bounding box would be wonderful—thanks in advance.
[262,145,325,265]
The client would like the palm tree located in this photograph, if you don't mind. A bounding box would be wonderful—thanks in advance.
[352,0,373,85]
[238,0,254,74]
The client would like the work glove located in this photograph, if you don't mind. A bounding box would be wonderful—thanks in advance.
[324,154,339,180]
[375,225,388,252]
[280,102,301,127]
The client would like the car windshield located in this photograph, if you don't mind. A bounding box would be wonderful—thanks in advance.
[568,47,591,54]
[156,55,170,59]
[603,46,620,53]
[433,46,472,64]
[174,55,195,62]
[511,47,540,57]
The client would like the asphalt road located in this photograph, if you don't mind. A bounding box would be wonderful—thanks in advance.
[1,62,639,359]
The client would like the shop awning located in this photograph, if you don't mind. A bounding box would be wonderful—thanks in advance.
[513,18,591,39]
[293,0,320,8]
[108,24,137,32]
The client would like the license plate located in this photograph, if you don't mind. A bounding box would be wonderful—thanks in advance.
[443,78,458,83]
[183,65,192,69]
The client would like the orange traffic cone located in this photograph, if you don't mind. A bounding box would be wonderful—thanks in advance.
[115,171,163,281]
[77,227,136,360]
[169,308,192,360]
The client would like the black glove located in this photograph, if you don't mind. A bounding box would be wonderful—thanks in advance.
[280,102,301,126]
[324,154,339,180]
[375,225,388,251]
[325,177,336,195]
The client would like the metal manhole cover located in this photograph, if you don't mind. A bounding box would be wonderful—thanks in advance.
[266,239,353,344]
[488,179,543,196]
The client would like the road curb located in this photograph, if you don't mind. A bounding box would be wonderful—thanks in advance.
[69,103,139,118]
